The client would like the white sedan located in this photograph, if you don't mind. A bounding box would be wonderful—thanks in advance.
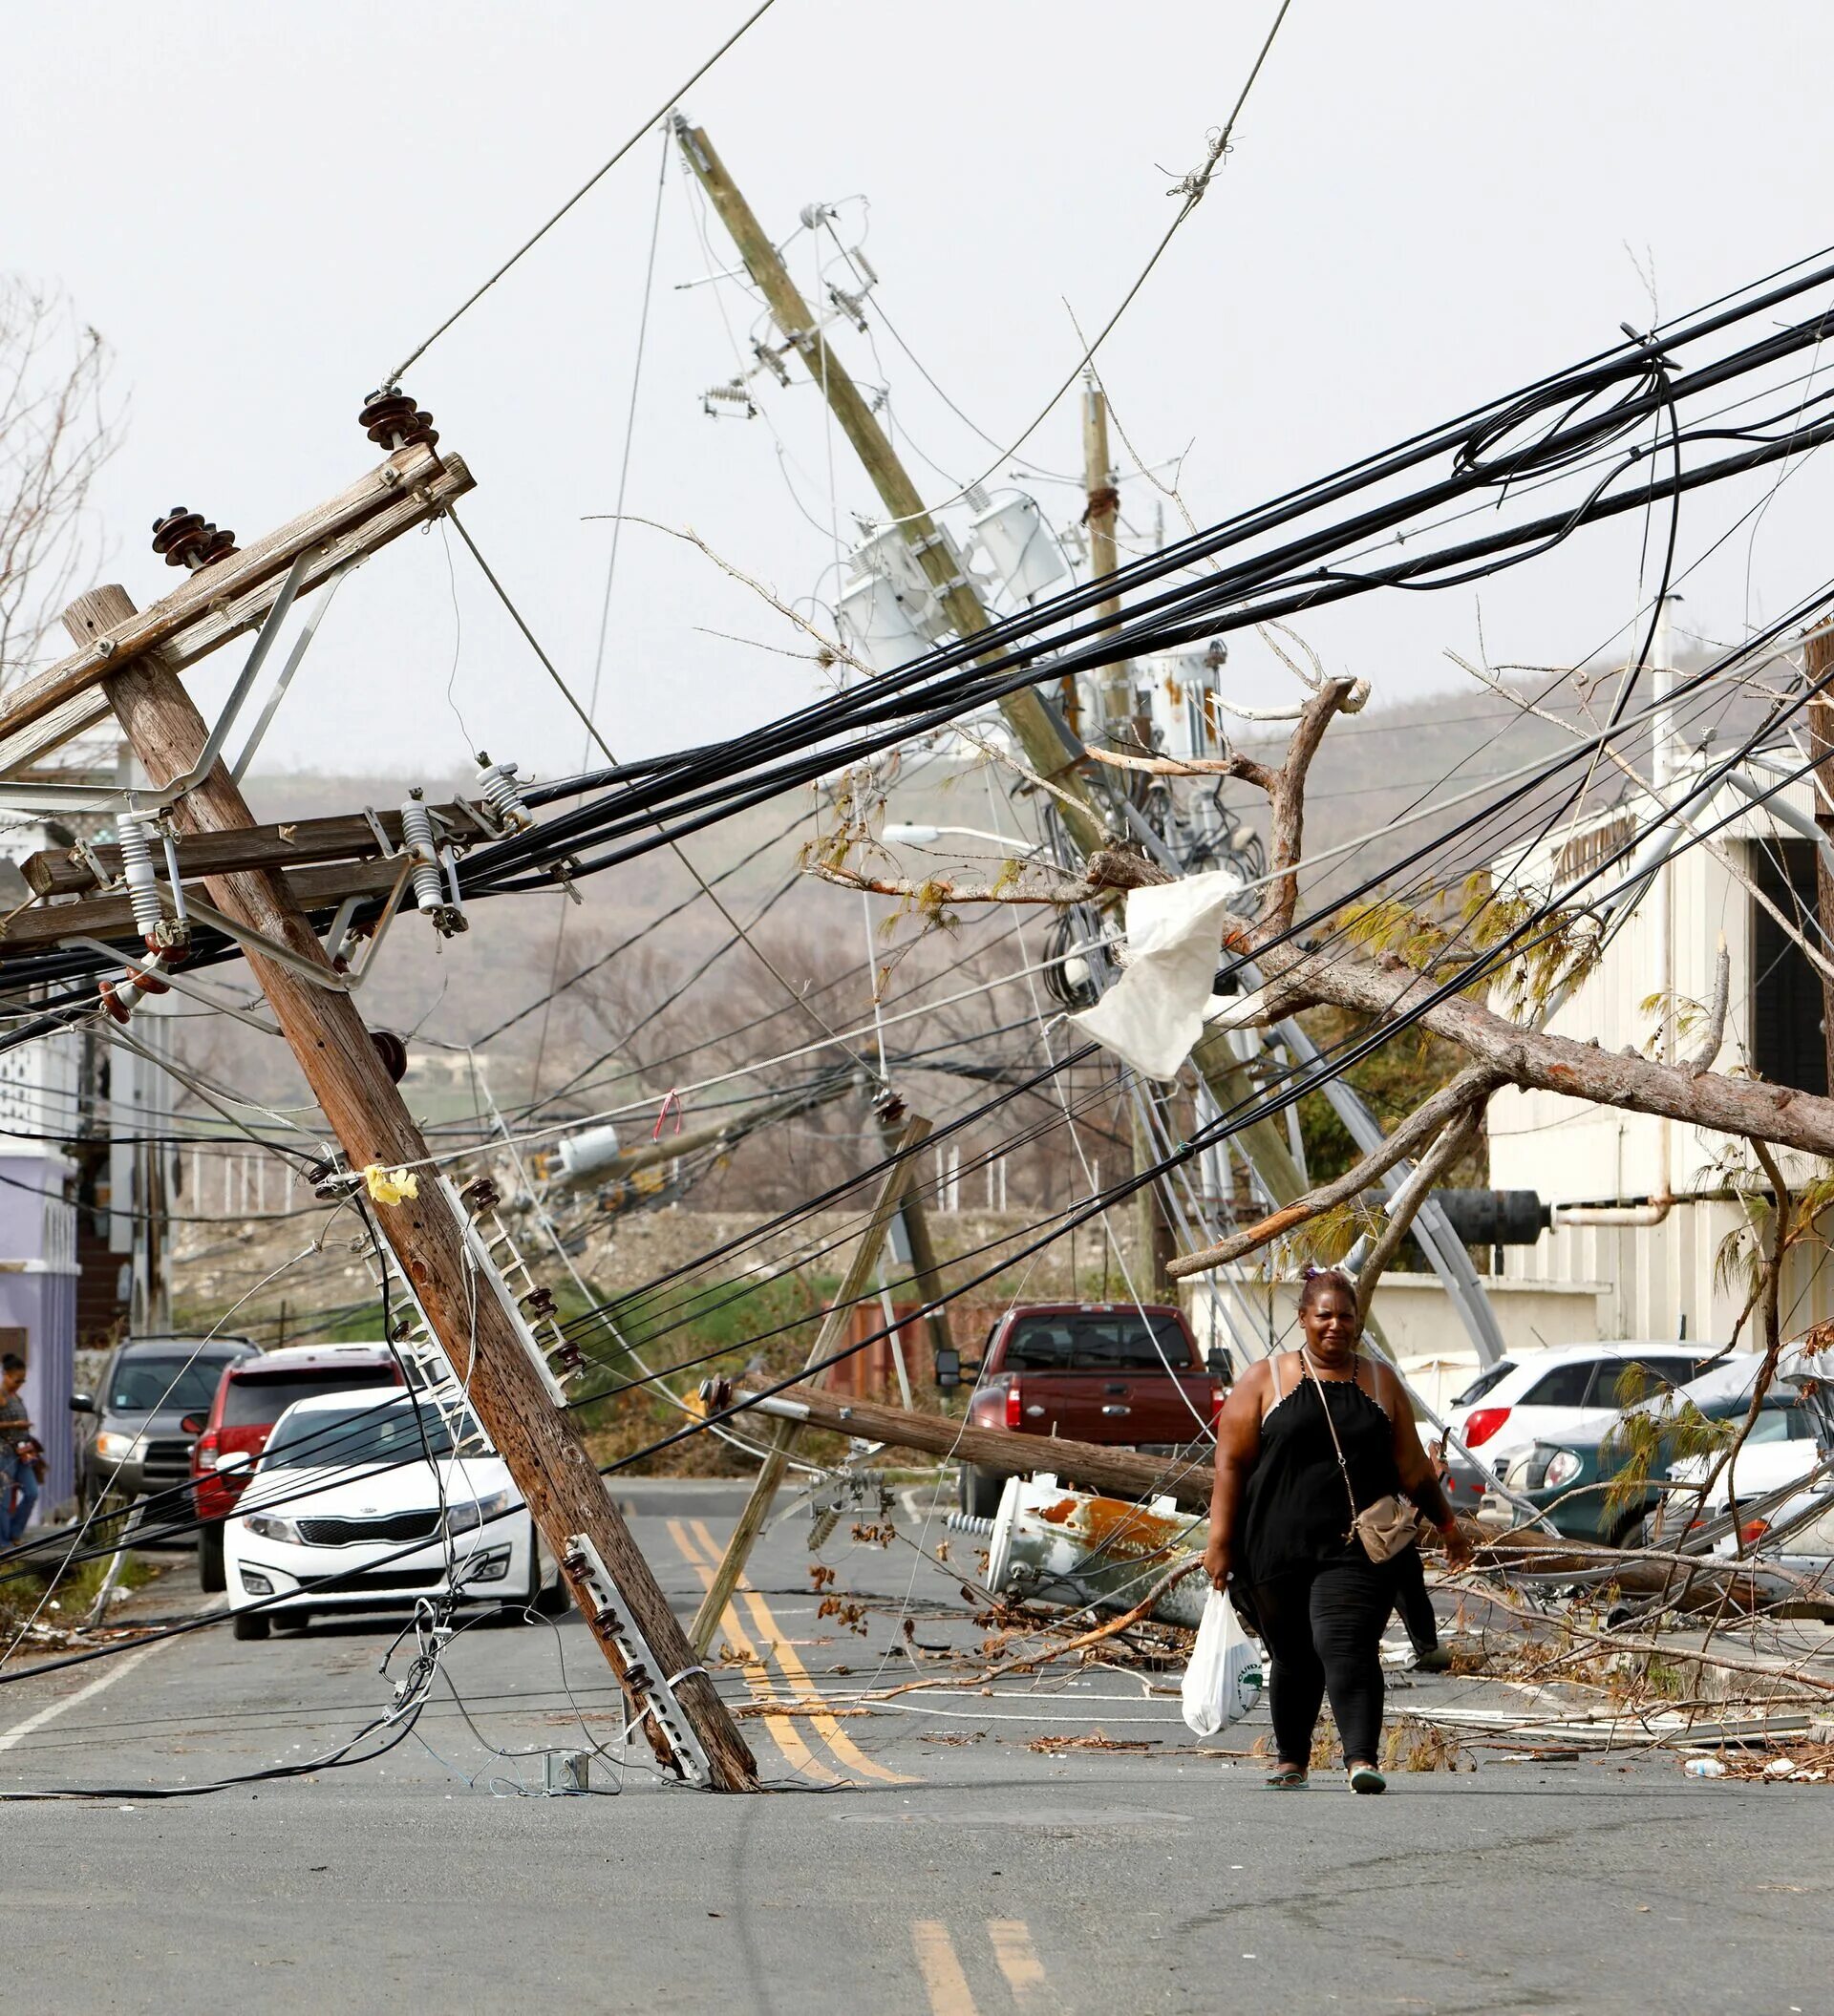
[224,1390,566,1639]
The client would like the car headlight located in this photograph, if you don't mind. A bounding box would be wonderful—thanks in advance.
[243,1512,302,1544]
[95,1431,145,1464]
[1543,1449,1583,1490]
[448,1487,514,1535]
[455,1545,512,1584]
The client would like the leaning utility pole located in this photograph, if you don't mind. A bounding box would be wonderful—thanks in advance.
[1082,377,1175,1295]
[673,117,1329,1275]
[689,1117,927,1655]
[1809,620,1834,1095]
[673,117,1111,858]
[21,440,757,1791]
[1081,375,1135,737]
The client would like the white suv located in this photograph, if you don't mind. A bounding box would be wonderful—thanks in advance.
[1436,1341,1717,1516]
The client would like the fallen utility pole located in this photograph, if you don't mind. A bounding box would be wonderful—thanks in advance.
[730,1385,1834,1622]
[51,462,756,1791]
[725,1380,1215,1511]
[547,1075,862,1194]
[690,1117,928,1655]
[672,117,1111,859]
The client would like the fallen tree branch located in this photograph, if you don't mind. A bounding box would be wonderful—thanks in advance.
[1168,1061,1503,1278]
[1354,1101,1485,1320]
[1086,742,1274,788]
[1258,935,1834,1159]
[809,862,1095,905]
[809,845,1174,908]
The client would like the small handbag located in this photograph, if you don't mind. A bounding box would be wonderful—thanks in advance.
[1300,1349,1419,1565]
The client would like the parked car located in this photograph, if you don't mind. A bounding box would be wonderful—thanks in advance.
[1480,1358,1813,1544]
[943,1303,1228,1517]
[73,1335,260,1515]
[1435,1342,1717,1517]
[190,1344,408,1592]
[224,1390,566,1639]
[1653,1414,1829,1550]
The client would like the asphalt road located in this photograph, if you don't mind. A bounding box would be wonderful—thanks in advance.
[1,1478,1829,2016]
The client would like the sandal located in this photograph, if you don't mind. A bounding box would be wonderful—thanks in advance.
[1347,1764,1386,1794]
[1264,1763,1309,1789]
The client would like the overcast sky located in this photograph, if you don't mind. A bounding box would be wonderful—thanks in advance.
[8,0,1834,785]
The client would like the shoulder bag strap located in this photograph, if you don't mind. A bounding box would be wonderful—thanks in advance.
[1300,1348,1362,1527]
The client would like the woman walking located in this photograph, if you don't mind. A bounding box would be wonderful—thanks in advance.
[1203,1267,1471,1792]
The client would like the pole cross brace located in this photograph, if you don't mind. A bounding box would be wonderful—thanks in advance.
[564,1532,712,1787]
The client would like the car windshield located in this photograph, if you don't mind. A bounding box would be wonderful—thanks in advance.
[1002,1314,1192,1372]
[1744,1406,1809,1445]
[222,1368,397,1428]
[108,1354,239,1414]
[262,1402,485,1469]
[1452,1361,1515,1408]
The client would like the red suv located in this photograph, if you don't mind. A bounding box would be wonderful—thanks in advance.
[191,1345,406,1590]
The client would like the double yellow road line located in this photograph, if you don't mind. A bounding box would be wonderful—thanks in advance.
[914,1920,1055,2013]
[666,1516,911,1786]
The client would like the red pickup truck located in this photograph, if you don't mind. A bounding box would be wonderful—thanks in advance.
[944,1302,1229,1517]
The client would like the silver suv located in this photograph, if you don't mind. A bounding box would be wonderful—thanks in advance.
[74,1335,259,1512]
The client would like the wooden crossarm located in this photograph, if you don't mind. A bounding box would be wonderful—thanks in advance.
[0,444,475,775]
[16,800,486,898]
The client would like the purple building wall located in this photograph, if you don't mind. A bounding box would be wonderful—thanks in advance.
[0,1157,79,1518]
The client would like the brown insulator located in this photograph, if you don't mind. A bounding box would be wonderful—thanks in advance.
[359,389,439,453]
[460,1176,500,1214]
[151,507,239,570]
[370,1029,409,1083]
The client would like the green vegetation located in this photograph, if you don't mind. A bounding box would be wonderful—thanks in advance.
[0,1547,153,1636]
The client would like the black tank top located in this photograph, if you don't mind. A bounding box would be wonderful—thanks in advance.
[1240,1354,1402,1582]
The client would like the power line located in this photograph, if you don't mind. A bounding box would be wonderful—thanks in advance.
[381,0,782,386]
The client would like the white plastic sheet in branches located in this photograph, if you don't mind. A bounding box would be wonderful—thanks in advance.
[1070,869,1243,1082]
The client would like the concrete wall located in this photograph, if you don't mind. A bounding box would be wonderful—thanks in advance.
[1487,767,1832,1346]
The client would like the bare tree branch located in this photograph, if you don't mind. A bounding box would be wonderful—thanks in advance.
[1259,933,1834,1159]
[1168,1061,1502,1278]
[0,280,121,690]
[1354,1102,1483,1320]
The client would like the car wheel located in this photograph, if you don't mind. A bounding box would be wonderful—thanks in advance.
[1609,1508,1650,1549]
[959,1464,1003,1519]
[198,1525,225,1594]
[232,1611,270,1642]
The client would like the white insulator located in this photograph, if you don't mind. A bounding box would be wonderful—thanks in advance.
[115,812,165,941]
[475,754,535,834]
[398,795,447,918]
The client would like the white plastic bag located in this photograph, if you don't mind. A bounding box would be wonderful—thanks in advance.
[1181,1586,1264,1736]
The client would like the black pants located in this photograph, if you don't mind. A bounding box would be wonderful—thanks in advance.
[1249,1553,1396,1767]
[1392,1544,1439,1658]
